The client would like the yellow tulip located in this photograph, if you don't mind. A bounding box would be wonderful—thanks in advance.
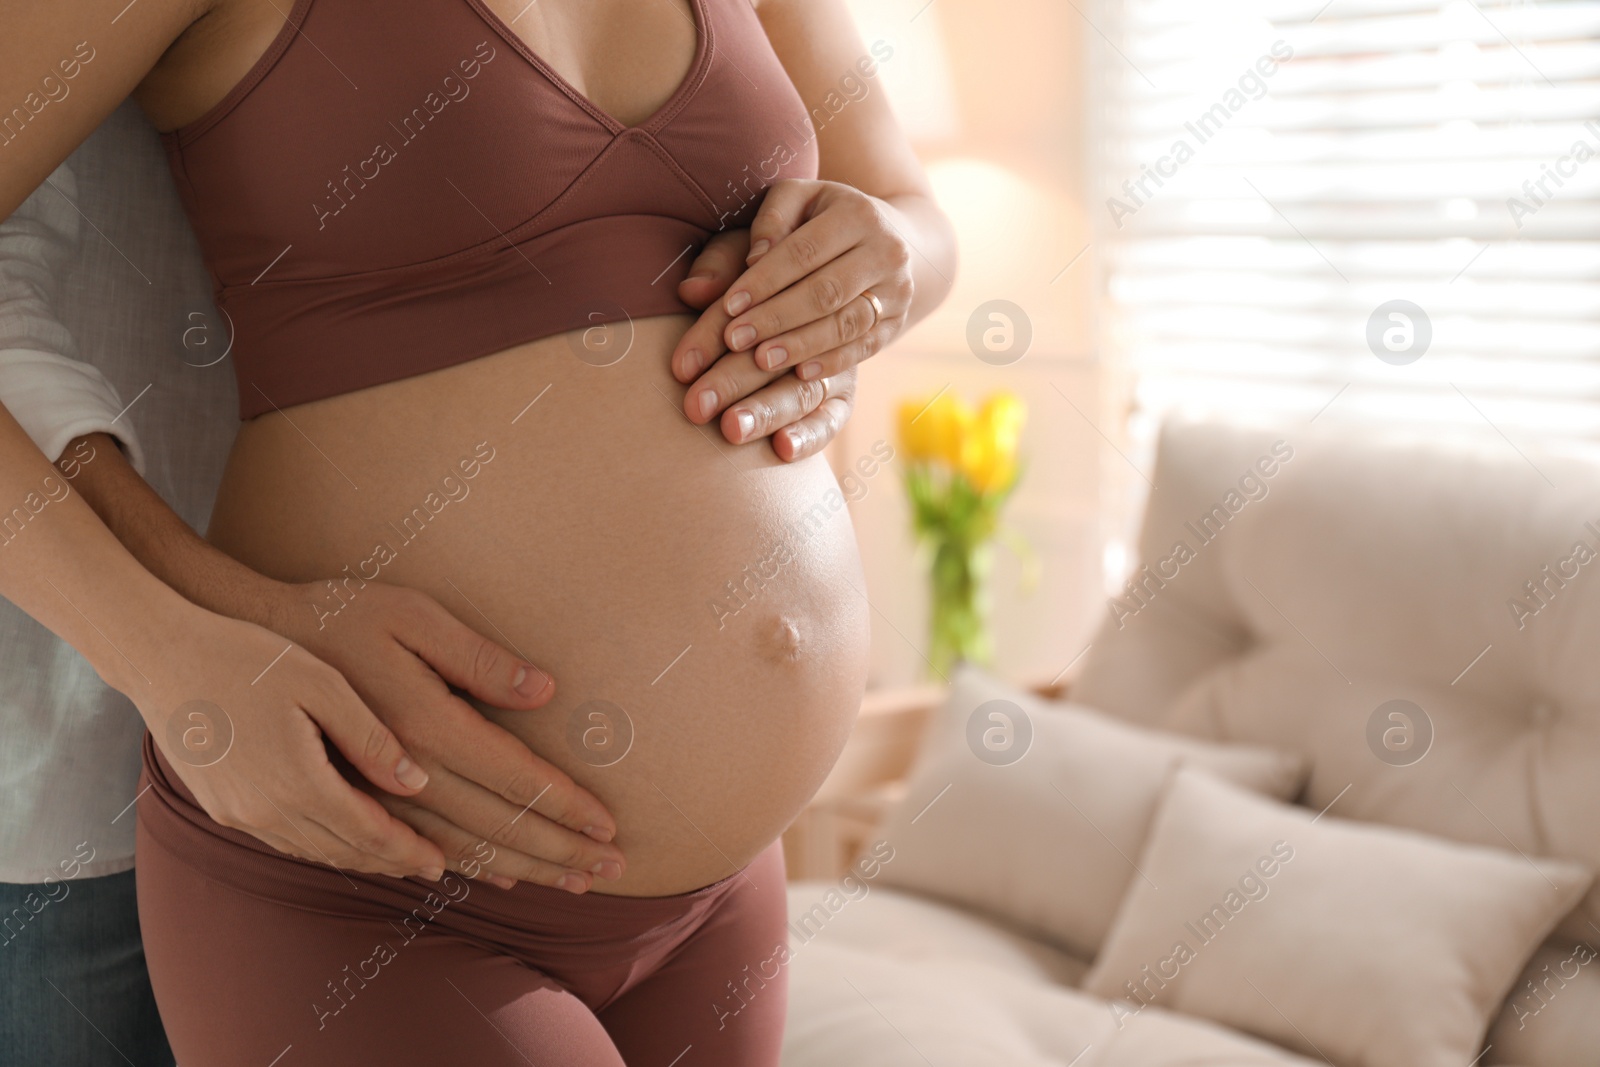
[899,390,1024,493]
[897,400,937,461]
[898,392,974,466]
[981,393,1026,456]
[934,394,975,467]
[961,392,1026,493]
[960,434,1014,493]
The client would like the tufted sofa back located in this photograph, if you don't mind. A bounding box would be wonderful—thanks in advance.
[1072,417,1600,945]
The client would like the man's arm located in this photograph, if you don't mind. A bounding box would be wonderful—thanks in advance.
[0,402,451,877]
[0,143,147,470]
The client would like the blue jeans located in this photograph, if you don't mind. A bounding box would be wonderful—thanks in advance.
[0,869,173,1066]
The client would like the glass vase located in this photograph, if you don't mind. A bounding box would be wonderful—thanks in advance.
[927,537,992,678]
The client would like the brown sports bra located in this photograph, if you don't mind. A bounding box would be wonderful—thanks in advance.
[161,0,820,418]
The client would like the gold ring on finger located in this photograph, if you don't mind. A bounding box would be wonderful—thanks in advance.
[860,289,885,328]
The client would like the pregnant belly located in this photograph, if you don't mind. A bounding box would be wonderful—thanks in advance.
[206,315,871,895]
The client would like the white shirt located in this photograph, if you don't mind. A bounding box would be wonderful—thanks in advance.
[0,101,237,883]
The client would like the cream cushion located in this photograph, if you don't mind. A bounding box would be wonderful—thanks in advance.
[787,875,1090,988]
[783,942,1325,1067]
[782,883,1324,1067]
[873,666,1306,960]
[1485,935,1600,1067]
[1082,770,1592,1067]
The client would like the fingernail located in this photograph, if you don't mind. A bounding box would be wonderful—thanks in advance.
[591,860,623,880]
[729,325,757,349]
[797,361,823,381]
[734,410,755,440]
[395,757,429,791]
[761,346,787,370]
[697,390,718,419]
[726,290,752,315]
[688,269,714,281]
[513,664,551,699]
[422,866,445,881]
[746,239,770,262]
[487,874,516,890]
[582,824,615,843]
[557,873,587,895]
[679,347,704,379]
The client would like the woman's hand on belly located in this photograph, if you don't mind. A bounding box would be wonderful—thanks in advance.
[671,181,918,445]
[259,580,628,893]
[672,228,859,462]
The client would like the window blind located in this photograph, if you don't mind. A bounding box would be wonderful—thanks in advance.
[1091,0,1600,443]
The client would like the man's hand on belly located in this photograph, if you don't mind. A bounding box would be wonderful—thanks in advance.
[263,581,626,894]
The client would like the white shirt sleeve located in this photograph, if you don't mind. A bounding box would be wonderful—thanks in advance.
[0,158,146,474]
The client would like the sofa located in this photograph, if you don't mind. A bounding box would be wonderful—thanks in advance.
[780,417,1600,1067]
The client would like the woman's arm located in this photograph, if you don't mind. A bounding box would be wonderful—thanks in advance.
[0,0,209,218]
[751,0,955,325]
[671,0,957,454]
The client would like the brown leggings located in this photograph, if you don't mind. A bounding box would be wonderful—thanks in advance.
[134,739,790,1067]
